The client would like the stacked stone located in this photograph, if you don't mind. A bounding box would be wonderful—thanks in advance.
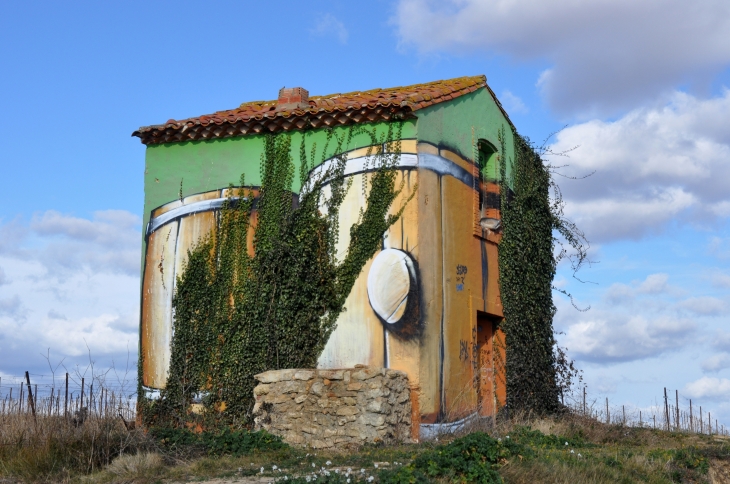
[252,366,412,449]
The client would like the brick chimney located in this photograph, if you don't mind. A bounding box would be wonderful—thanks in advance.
[277,87,309,111]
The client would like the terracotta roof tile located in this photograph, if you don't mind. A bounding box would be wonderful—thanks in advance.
[133,75,506,145]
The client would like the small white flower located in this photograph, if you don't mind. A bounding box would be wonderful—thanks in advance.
[326,460,332,466]
[565,442,569,446]
[506,435,510,439]
[312,463,316,468]
[578,453,582,458]
[570,449,575,454]
[348,468,352,473]
[335,469,340,473]
[305,477,311,483]
[374,463,378,468]
[238,467,242,472]
[498,438,502,442]
[260,467,265,474]
[347,480,351,483]
[361,469,365,474]
[273,465,278,470]
[368,476,375,482]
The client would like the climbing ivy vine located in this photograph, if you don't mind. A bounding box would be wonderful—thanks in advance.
[498,126,587,416]
[140,123,414,428]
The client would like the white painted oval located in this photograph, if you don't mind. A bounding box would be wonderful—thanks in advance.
[367,249,414,324]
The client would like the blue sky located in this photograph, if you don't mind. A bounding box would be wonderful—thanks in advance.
[1,0,730,423]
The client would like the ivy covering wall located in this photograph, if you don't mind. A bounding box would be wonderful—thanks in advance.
[498,127,585,416]
[140,124,413,428]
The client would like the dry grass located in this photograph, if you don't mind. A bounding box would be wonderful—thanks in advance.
[104,453,164,483]
[0,411,151,482]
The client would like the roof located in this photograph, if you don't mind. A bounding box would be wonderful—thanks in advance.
[133,75,506,145]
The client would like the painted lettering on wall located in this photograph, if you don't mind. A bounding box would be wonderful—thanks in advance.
[456,264,467,291]
[459,339,470,362]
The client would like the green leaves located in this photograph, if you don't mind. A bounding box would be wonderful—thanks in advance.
[142,123,409,429]
[498,128,565,415]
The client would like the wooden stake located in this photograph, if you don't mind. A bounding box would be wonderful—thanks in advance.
[675,390,679,431]
[64,373,69,418]
[664,388,670,431]
[24,372,36,417]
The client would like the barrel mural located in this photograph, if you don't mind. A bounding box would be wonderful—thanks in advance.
[140,139,506,425]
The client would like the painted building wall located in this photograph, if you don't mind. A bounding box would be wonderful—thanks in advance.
[139,88,513,424]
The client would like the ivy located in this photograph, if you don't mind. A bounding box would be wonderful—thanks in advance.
[498,126,587,416]
[140,123,414,428]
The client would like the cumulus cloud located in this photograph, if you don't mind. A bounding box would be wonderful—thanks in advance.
[708,270,730,288]
[710,330,730,352]
[393,0,730,116]
[0,295,26,321]
[0,211,141,383]
[604,273,673,303]
[548,91,730,241]
[684,376,730,400]
[500,90,528,114]
[563,313,694,363]
[677,296,728,316]
[311,13,349,44]
[701,353,730,373]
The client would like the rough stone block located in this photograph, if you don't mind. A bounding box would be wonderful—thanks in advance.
[336,406,360,416]
[352,367,384,381]
[253,384,270,396]
[293,370,315,381]
[318,369,344,380]
[255,369,294,383]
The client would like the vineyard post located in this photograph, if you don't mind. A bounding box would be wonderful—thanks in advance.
[64,373,68,417]
[675,390,679,431]
[80,377,85,409]
[25,371,36,417]
[690,399,693,432]
[664,388,669,431]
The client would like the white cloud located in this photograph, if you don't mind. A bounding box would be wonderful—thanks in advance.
[710,271,730,288]
[500,90,528,114]
[604,273,673,303]
[0,295,26,321]
[684,376,730,400]
[701,353,730,373]
[0,211,141,385]
[311,13,349,44]
[393,0,730,117]
[0,266,8,286]
[549,90,730,241]
[677,296,728,316]
[708,236,730,259]
[563,313,695,363]
[711,330,730,352]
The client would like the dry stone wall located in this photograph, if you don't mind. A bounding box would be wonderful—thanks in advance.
[252,366,412,449]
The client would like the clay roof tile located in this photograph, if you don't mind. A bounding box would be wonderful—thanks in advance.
[133,75,507,145]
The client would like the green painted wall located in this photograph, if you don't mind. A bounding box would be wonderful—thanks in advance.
[142,120,417,231]
[415,88,515,185]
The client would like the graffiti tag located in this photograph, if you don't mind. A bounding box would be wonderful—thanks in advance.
[456,264,467,291]
[459,339,470,362]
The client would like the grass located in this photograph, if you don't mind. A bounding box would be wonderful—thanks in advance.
[2,411,730,483]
